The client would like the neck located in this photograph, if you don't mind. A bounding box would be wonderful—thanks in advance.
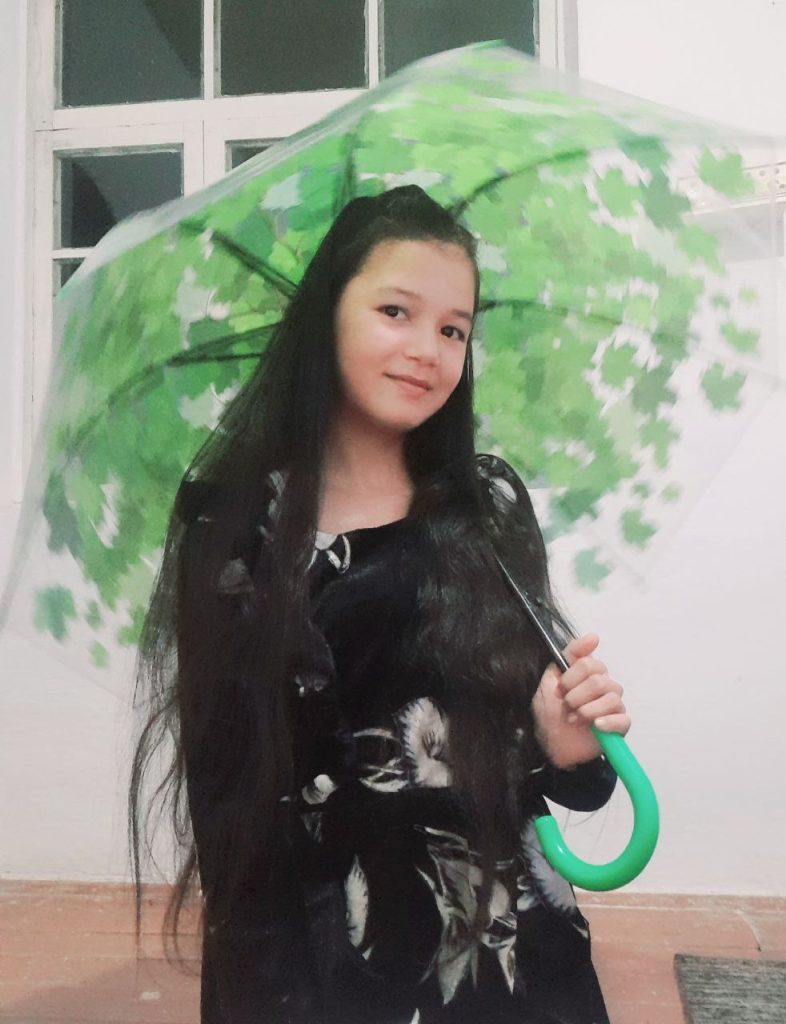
[323,409,411,497]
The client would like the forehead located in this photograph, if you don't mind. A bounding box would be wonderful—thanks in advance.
[356,238,476,296]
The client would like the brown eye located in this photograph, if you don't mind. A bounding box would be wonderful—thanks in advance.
[381,304,404,319]
[442,325,467,342]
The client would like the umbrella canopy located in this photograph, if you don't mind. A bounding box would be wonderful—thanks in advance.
[1,41,780,694]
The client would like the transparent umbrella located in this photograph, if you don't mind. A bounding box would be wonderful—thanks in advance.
[1,41,781,887]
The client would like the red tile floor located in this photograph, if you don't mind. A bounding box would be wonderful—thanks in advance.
[0,881,784,1023]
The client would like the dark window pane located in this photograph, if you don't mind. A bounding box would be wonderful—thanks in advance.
[58,150,182,248]
[383,0,535,77]
[60,0,202,107]
[220,0,366,95]
[54,260,84,296]
[227,141,274,170]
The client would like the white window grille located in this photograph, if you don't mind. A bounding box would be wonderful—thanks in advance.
[26,0,543,477]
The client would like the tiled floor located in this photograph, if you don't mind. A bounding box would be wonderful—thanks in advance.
[0,881,784,1023]
[581,892,786,1024]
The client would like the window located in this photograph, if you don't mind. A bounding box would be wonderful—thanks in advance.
[218,0,367,95]
[59,0,203,107]
[383,0,535,76]
[28,0,541,464]
[52,144,184,297]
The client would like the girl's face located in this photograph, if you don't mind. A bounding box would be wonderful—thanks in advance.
[334,238,476,437]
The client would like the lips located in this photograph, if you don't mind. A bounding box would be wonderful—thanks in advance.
[388,374,432,392]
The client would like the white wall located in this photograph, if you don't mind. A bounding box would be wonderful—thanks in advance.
[1,1,784,893]
[0,0,26,511]
[557,0,786,893]
[0,2,133,881]
[577,0,784,137]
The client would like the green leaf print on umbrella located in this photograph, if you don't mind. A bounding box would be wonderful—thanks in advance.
[0,42,779,692]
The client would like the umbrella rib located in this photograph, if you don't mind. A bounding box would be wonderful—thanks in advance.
[60,324,276,462]
[181,219,298,299]
[170,350,266,365]
[479,297,783,387]
[479,296,623,332]
[333,127,360,219]
[449,137,667,219]
[448,157,576,219]
[167,324,278,366]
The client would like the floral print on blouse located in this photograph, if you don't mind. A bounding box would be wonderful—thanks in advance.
[190,455,617,1024]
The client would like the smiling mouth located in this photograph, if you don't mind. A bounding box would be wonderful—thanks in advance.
[388,374,432,392]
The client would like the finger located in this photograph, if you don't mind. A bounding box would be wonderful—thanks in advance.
[593,713,631,736]
[539,662,562,695]
[559,657,609,695]
[562,674,623,710]
[552,651,605,700]
[565,692,626,726]
[563,633,599,667]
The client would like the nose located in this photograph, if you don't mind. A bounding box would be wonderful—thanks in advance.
[404,324,439,365]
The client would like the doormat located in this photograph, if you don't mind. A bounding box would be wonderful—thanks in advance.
[674,954,786,1024]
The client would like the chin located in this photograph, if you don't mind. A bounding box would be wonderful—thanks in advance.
[358,398,444,436]
[374,413,432,436]
[387,419,426,436]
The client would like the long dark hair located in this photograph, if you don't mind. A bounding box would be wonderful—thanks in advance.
[129,185,567,961]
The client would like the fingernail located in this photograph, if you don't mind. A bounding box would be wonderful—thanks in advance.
[596,717,607,728]
[567,712,578,725]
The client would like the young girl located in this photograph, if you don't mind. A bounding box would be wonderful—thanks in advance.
[131,185,629,1024]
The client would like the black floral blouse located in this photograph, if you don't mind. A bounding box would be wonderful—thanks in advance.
[188,455,617,1024]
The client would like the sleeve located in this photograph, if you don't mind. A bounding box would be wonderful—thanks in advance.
[476,454,618,814]
[531,744,618,812]
[175,487,323,1023]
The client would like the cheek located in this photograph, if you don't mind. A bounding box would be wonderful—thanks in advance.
[336,313,366,373]
[444,349,467,393]
[341,316,396,375]
[336,321,384,398]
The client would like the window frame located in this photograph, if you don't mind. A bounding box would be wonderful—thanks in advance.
[31,120,204,412]
[25,0,551,480]
[537,0,579,72]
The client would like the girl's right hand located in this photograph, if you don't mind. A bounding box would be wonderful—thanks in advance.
[531,633,630,769]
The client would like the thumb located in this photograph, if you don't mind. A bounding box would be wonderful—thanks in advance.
[563,632,599,666]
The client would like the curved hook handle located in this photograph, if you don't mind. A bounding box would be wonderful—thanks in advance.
[534,728,659,890]
[492,553,660,889]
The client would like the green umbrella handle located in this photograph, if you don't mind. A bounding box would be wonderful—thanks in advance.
[493,553,660,890]
[533,727,660,890]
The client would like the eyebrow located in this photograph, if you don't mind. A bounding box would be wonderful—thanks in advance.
[375,286,474,324]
